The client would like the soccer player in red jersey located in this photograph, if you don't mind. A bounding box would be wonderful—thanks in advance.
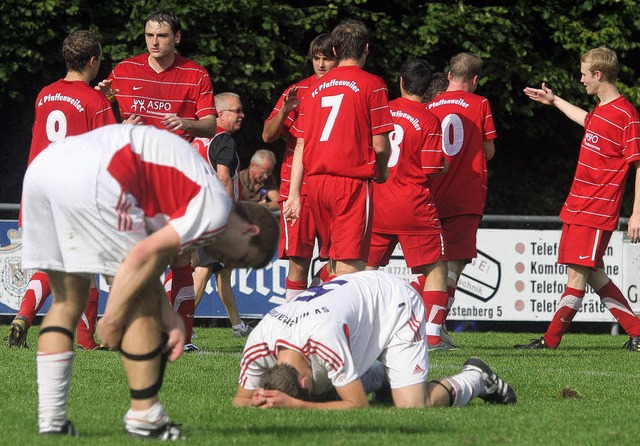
[103,9,216,140]
[515,47,640,351]
[100,9,217,351]
[7,30,118,350]
[262,33,337,301]
[283,19,393,277]
[366,59,450,350]
[426,53,497,346]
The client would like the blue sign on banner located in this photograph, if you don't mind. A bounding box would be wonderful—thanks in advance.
[0,220,286,318]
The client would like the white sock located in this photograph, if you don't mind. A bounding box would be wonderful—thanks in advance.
[232,321,247,331]
[37,351,74,433]
[124,401,169,430]
[445,369,483,406]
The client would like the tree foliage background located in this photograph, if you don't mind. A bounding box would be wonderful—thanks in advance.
[2,0,640,217]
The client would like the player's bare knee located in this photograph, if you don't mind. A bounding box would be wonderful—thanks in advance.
[426,379,455,407]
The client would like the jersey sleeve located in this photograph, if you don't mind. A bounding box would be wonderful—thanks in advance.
[238,331,276,390]
[481,99,497,141]
[369,81,394,136]
[88,96,117,129]
[195,69,216,119]
[421,115,445,175]
[623,107,640,164]
[314,323,360,388]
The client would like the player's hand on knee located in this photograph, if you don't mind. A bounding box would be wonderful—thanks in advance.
[96,316,124,350]
[163,308,186,362]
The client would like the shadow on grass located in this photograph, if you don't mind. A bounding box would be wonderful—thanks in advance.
[210,423,449,436]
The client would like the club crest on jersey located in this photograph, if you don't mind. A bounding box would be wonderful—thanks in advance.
[0,228,36,310]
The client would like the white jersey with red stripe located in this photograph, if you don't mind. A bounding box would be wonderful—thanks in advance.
[22,124,231,275]
[238,271,427,394]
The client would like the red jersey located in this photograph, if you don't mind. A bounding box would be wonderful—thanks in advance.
[265,75,316,201]
[560,95,640,230]
[292,65,394,179]
[29,79,116,165]
[372,97,444,234]
[426,90,497,218]
[108,53,216,140]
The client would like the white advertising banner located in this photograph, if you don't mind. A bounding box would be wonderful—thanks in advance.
[378,229,637,322]
[1,220,638,321]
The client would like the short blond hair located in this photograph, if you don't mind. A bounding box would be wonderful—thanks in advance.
[581,47,618,82]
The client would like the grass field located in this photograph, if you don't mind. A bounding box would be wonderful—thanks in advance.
[1,325,638,445]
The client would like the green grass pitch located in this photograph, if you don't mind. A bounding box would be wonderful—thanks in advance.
[1,326,638,445]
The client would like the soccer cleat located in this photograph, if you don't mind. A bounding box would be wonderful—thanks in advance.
[40,420,80,436]
[462,357,517,404]
[232,322,253,338]
[183,343,200,353]
[440,324,458,349]
[514,337,549,350]
[428,338,458,351]
[7,315,29,348]
[623,336,640,352]
[127,422,184,441]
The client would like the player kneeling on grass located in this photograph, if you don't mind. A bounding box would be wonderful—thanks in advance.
[21,124,279,439]
[233,271,516,409]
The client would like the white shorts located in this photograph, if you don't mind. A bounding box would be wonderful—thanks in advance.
[379,284,429,389]
[21,144,146,276]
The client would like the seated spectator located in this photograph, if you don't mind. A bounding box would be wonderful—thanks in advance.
[239,149,280,211]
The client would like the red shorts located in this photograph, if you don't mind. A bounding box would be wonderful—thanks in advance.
[306,174,372,262]
[367,232,445,269]
[558,223,611,269]
[440,214,482,261]
[279,196,317,260]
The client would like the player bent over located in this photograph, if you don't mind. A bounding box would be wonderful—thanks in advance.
[233,271,516,409]
[21,124,278,438]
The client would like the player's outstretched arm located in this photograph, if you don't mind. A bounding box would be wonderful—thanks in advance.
[523,82,555,105]
[524,82,587,126]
